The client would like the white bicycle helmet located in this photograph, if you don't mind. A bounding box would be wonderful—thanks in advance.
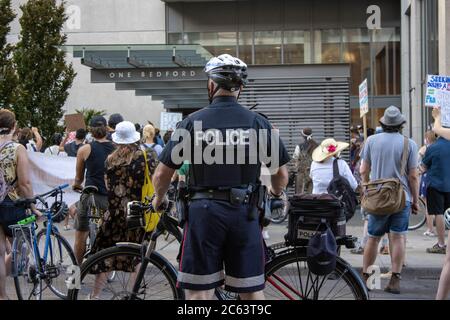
[204,54,248,91]
[445,207,450,230]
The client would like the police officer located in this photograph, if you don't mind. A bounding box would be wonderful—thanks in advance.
[152,54,290,300]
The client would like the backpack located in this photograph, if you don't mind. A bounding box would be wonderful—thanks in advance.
[0,142,15,204]
[327,159,358,221]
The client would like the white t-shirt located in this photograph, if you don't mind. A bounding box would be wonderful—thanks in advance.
[310,157,358,194]
[44,145,67,157]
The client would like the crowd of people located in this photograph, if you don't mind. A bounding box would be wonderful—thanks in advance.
[291,106,450,298]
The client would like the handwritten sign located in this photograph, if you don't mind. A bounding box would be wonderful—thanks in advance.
[64,113,86,132]
[359,79,369,118]
[160,112,182,131]
[426,75,450,127]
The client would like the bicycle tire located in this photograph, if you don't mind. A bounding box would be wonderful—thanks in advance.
[69,244,183,300]
[12,232,42,300]
[264,249,369,300]
[36,229,77,299]
[269,194,289,224]
[408,197,427,231]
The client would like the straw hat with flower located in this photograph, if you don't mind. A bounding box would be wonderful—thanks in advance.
[312,138,349,163]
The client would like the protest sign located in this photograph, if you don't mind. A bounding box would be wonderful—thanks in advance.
[359,79,369,118]
[425,75,450,127]
[65,113,86,132]
[160,112,183,131]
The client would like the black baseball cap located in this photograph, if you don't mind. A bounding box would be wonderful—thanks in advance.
[307,227,337,276]
[89,115,107,127]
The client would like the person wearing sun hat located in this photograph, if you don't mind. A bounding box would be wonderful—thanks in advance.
[310,138,358,195]
[85,120,159,299]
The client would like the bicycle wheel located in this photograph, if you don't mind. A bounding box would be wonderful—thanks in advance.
[36,229,77,299]
[69,244,183,300]
[264,249,369,300]
[12,231,42,300]
[408,197,427,231]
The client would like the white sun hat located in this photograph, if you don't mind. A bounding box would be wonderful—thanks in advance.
[312,138,349,163]
[112,121,140,145]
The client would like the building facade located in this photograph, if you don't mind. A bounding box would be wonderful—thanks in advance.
[7,0,448,142]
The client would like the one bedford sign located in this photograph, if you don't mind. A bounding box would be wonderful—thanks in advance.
[359,78,369,118]
[91,67,206,83]
[425,75,450,127]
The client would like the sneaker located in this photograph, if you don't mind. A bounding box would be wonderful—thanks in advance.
[350,246,364,255]
[380,271,392,279]
[63,225,71,231]
[426,243,447,254]
[423,231,436,237]
[262,231,270,240]
[379,245,389,255]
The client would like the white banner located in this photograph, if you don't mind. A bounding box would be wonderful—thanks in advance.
[28,152,80,206]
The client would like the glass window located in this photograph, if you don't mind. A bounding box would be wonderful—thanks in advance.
[238,32,253,65]
[342,28,370,95]
[314,29,341,63]
[284,30,311,64]
[371,28,400,95]
[184,32,237,57]
[168,33,183,45]
[254,31,282,65]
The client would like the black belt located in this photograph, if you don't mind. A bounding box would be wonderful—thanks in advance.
[190,188,251,204]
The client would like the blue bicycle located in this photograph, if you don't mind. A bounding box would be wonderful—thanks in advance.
[9,184,77,300]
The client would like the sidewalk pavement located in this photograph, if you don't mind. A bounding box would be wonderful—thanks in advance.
[5,216,448,300]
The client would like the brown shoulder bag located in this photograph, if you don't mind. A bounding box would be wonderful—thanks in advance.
[361,136,408,216]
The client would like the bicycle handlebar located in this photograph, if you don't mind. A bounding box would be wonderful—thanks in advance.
[14,184,69,209]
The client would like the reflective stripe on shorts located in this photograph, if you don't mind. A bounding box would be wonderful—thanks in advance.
[177,270,225,285]
[225,274,265,289]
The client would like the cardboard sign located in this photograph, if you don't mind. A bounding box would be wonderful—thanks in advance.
[160,112,183,131]
[359,79,369,118]
[64,113,86,132]
[425,75,450,127]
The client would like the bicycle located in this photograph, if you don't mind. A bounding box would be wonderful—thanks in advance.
[9,184,77,300]
[408,197,428,230]
[269,190,289,224]
[68,200,183,300]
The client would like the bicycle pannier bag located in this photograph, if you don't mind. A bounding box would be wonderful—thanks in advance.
[361,137,408,216]
[286,194,346,246]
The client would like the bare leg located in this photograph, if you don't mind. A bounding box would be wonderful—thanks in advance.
[74,231,89,265]
[425,213,434,233]
[240,290,265,300]
[185,289,215,300]
[91,273,109,299]
[363,236,381,272]
[388,233,406,274]
[436,233,450,300]
[5,237,12,276]
[435,215,446,247]
[0,228,8,300]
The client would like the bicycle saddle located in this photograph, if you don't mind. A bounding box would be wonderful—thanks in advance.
[82,185,99,194]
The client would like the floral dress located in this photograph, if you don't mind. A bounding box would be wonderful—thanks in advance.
[90,148,158,273]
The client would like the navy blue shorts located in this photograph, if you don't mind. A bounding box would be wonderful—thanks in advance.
[0,196,27,238]
[177,199,265,293]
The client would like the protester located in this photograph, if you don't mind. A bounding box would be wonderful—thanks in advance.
[72,116,115,265]
[360,106,419,294]
[142,124,163,156]
[421,124,450,254]
[64,128,87,157]
[44,133,67,156]
[163,129,173,145]
[107,113,124,141]
[419,130,438,237]
[0,109,39,300]
[86,121,158,299]
[433,107,450,300]
[154,127,164,147]
[310,138,357,195]
[18,127,43,152]
[292,127,318,194]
